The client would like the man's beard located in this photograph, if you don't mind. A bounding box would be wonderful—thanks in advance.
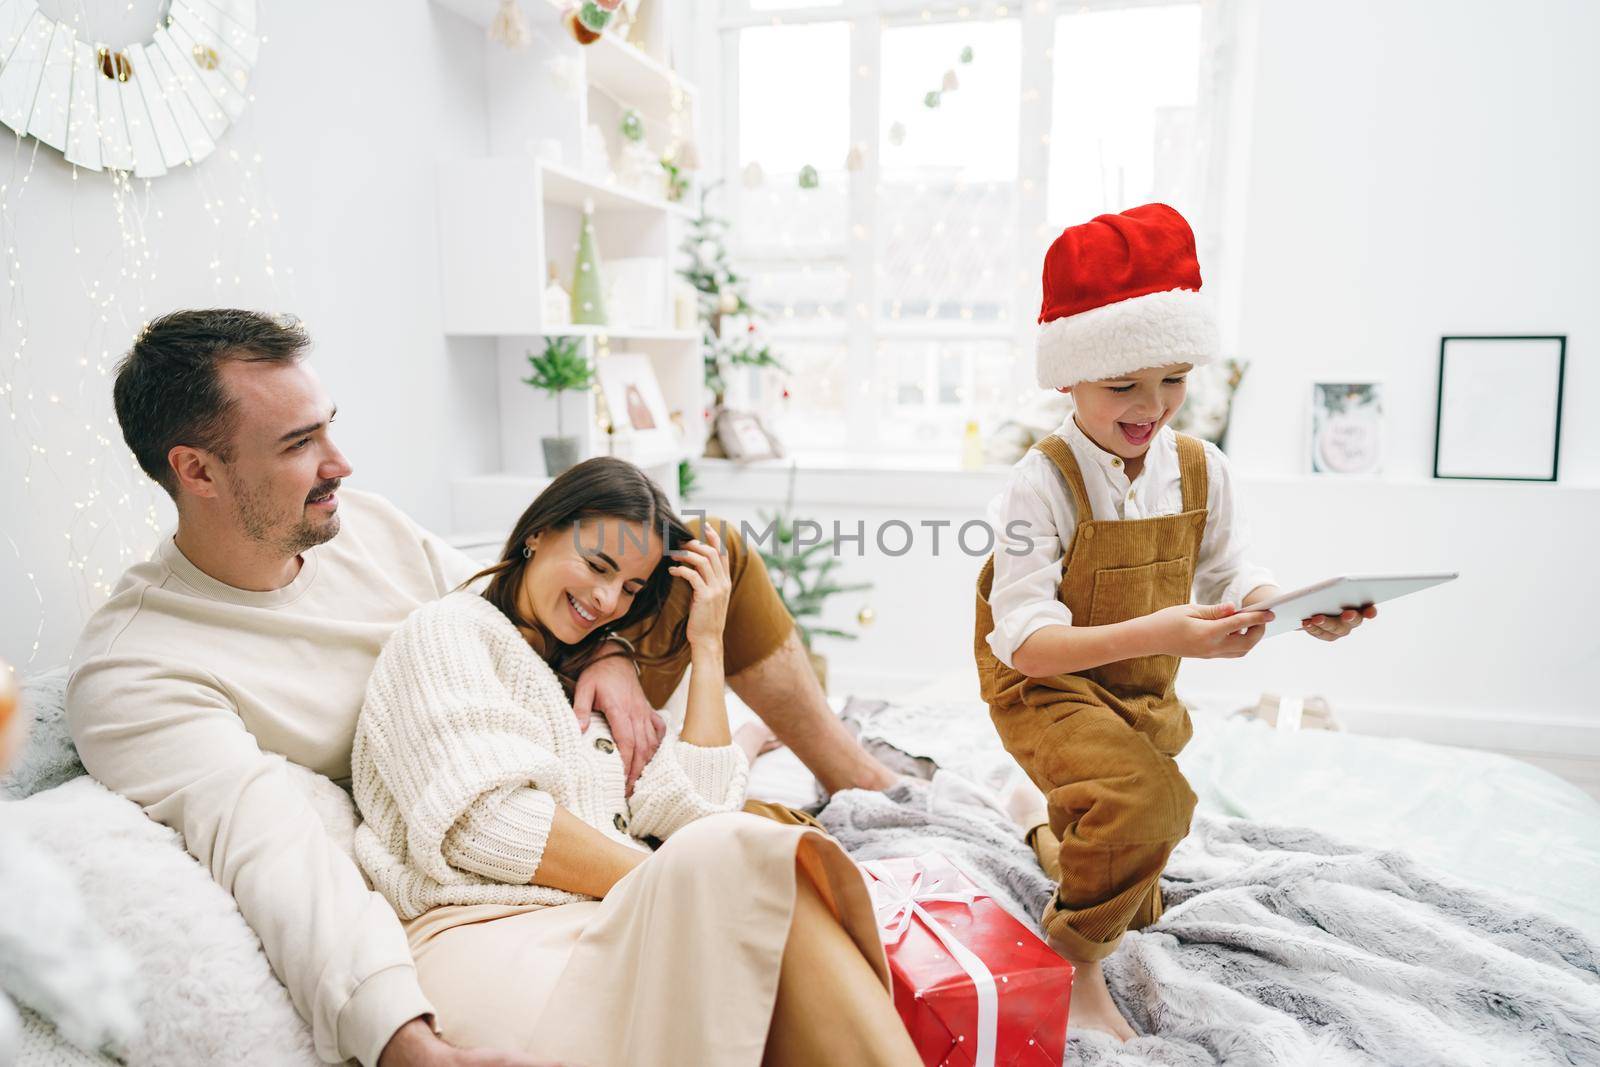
[232,475,341,557]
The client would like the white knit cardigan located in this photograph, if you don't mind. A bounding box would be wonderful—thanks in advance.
[352,590,749,920]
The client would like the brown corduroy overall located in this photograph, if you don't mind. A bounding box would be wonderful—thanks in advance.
[974,432,1209,961]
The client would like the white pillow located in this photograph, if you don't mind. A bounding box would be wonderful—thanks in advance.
[6,777,319,1066]
[0,811,138,1058]
[0,992,19,1065]
[1,667,85,800]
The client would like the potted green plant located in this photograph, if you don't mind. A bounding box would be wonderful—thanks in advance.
[755,467,873,692]
[524,335,594,476]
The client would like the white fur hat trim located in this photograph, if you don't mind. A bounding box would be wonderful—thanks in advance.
[1035,287,1218,388]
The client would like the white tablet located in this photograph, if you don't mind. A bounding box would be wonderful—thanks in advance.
[1248,573,1459,638]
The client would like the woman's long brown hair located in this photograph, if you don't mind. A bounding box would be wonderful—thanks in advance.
[464,456,695,679]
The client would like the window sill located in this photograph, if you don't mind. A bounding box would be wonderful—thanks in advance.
[694,453,1009,474]
[685,455,1600,510]
[687,454,1010,509]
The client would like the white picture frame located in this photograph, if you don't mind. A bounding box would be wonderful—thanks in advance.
[713,408,782,462]
[1434,336,1565,481]
[1309,381,1384,476]
[596,352,676,461]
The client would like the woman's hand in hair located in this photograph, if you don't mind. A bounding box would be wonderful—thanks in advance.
[669,524,732,653]
[674,523,735,750]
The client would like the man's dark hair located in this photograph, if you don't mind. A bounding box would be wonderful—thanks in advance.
[113,309,310,497]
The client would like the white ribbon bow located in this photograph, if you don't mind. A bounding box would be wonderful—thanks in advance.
[863,858,999,1067]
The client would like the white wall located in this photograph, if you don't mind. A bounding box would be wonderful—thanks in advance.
[692,0,1600,756]
[691,465,1600,746]
[1214,0,1600,731]
[1226,0,1600,483]
[6,0,1598,758]
[0,1,499,671]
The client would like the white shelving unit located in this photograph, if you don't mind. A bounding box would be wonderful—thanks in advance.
[540,159,694,218]
[586,32,698,124]
[430,1,702,535]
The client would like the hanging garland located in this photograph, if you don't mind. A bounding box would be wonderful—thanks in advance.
[562,0,623,45]
[619,107,644,143]
[489,0,531,49]
[918,43,973,112]
[0,0,260,176]
[791,41,976,190]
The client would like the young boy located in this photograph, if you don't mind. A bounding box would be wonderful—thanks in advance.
[974,203,1373,1040]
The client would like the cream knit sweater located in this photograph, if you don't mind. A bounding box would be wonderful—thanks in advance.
[352,590,749,920]
[68,490,475,1066]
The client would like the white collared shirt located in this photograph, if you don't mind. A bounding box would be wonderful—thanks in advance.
[983,416,1276,668]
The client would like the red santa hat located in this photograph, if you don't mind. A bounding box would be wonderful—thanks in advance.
[1035,203,1219,389]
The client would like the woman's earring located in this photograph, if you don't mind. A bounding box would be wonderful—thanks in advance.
[522,545,533,560]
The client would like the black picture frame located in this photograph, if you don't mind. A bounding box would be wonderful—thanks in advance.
[1432,335,1565,482]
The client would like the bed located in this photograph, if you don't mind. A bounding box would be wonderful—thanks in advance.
[826,685,1600,1065]
[831,679,1600,946]
[5,668,1599,1065]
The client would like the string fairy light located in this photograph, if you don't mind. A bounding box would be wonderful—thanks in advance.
[1,2,286,670]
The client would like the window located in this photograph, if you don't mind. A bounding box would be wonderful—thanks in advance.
[732,20,853,449]
[718,1,1209,461]
[877,18,1021,329]
[1047,4,1204,228]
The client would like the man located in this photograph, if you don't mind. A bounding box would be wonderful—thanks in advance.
[67,309,896,1067]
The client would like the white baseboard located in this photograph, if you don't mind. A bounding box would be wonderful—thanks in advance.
[1192,690,1600,763]
[1337,705,1600,762]
[824,669,1600,763]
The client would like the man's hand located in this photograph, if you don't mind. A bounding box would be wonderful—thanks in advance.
[378,1017,570,1066]
[1302,604,1377,641]
[572,651,666,794]
[1146,602,1274,659]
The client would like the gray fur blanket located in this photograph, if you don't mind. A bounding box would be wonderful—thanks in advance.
[819,773,1600,1066]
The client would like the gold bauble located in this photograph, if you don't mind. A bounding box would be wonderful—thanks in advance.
[856,605,876,627]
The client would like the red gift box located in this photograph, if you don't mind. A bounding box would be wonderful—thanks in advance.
[862,853,1072,1067]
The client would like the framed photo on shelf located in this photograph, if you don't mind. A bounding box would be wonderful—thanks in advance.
[712,408,783,462]
[1309,381,1384,476]
[596,352,677,462]
[1434,336,1565,481]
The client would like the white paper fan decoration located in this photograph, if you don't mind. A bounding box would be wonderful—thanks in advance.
[0,0,259,177]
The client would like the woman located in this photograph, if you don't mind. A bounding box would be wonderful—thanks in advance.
[351,458,919,1067]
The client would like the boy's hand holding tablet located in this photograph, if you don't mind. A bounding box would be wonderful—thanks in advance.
[1142,589,1380,659]
[1297,603,1378,641]
[1233,590,1376,642]
[1237,572,1457,641]
[1145,602,1278,658]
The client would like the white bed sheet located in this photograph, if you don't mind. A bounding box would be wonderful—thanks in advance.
[853,673,1600,943]
[1179,710,1600,943]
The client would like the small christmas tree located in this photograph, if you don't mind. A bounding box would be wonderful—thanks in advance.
[755,466,872,652]
[678,182,785,403]
[758,516,872,651]
[571,203,606,325]
[677,458,698,501]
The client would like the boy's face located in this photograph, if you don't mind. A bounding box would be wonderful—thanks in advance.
[1061,362,1192,459]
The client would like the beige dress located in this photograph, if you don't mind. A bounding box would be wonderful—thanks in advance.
[403,809,890,1067]
[352,586,896,1066]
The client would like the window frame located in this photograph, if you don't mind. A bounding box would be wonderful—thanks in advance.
[713,0,1212,458]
